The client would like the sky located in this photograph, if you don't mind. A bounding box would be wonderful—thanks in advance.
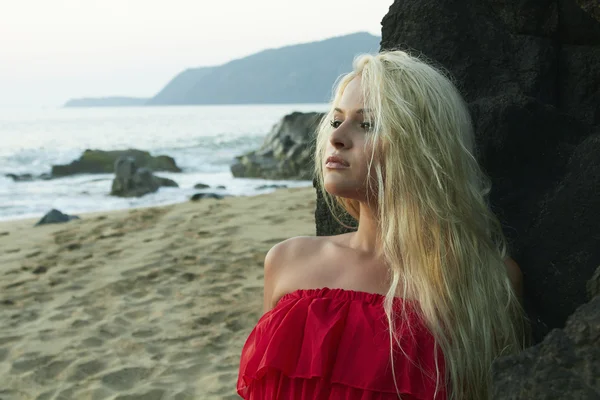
[0,0,393,107]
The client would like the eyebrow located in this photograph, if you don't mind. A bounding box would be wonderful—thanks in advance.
[334,108,371,114]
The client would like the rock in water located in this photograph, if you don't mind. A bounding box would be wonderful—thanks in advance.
[110,157,178,198]
[231,111,324,180]
[35,209,80,226]
[190,193,223,201]
[52,149,181,177]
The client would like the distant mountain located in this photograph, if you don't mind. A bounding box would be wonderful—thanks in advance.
[146,67,215,105]
[64,97,148,107]
[147,32,380,105]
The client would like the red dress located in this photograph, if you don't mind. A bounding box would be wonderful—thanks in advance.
[237,287,447,400]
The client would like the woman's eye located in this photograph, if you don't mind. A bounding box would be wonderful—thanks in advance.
[361,122,373,131]
[330,119,342,128]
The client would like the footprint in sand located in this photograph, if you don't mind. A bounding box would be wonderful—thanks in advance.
[11,354,55,374]
[66,359,106,381]
[0,335,21,346]
[173,389,197,400]
[35,390,57,400]
[32,359,72,383]
[0,347,9,362]
[80,336,104,347]
[113,389,166,400]
[131,327,161,338]
[100,366,152,391]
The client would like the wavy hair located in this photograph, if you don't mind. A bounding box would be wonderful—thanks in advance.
[313,50,527,399]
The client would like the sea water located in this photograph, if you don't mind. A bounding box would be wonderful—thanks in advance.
[0,104,328,221]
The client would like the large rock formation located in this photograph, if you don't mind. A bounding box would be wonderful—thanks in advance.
[52,149,181,177]
[313,0,600,397]
[110,157,178,198]
[492,294,600,398]
[231,112,324,180]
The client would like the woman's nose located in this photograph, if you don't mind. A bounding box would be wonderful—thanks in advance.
[329,123,352,149]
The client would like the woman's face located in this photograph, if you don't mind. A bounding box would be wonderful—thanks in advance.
[323,76,376,203]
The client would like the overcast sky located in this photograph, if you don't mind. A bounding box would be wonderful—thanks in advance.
[0,0,393,107]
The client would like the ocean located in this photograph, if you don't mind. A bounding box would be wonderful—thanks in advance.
[0,104,328,222]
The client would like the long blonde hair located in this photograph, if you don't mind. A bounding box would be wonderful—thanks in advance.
[314,50,527,399]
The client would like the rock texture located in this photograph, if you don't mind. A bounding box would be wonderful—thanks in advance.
[190,193,224,201]
[110,157,178,198]
[492,295,600,399]
[5,173,52,182]
[588,266,600,300]
[314,1,600,397]
[578,0,600,22]
[35,209,80,226]
[231,112,324,180]
[52,149,181,177]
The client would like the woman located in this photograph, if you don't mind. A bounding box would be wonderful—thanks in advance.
[237,50,527,400]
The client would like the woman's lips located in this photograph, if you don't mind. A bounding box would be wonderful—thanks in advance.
[325,155,349,169]
[325,161,349,169]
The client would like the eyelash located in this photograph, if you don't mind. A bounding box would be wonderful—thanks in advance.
[329,119,372,131]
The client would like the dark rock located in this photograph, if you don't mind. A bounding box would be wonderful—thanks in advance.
[517,133,600,336]
[190,193,223,201]
[5,173,33,182]
[194,183,210,189]
[32,266,47,274]
[155,176,178,188]
[52,149,181,177]
[314,179,356,237]
[35,209,80,226]
[231,111,325,180]
[216,185,226,189]
[5,173,52,182]
[578,0,600,22]
[255,184,288,190]
[492,296,600,399]
[110,157,179,198]
[588,266,600,300]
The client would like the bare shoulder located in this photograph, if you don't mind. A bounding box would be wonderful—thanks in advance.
[504,256,523,300]
[262,236,327,313]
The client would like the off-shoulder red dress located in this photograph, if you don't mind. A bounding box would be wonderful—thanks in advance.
[237,287,446,400]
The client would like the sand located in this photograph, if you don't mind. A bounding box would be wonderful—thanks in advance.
[0,187,316,400]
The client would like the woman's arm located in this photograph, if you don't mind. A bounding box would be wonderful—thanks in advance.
[263,242,284,314]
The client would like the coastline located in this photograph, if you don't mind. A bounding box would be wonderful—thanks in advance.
[0,186,315,399]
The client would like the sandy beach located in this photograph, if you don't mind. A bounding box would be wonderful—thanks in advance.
[0,187,316,400]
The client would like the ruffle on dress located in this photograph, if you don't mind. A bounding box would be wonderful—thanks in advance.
[237,287,446,400]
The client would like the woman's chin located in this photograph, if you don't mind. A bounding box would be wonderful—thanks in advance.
[323,181,361,200]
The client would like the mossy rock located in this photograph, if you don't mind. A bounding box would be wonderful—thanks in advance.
[51,149,181,177]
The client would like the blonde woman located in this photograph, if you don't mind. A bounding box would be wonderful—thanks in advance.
[237,50,527,400]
